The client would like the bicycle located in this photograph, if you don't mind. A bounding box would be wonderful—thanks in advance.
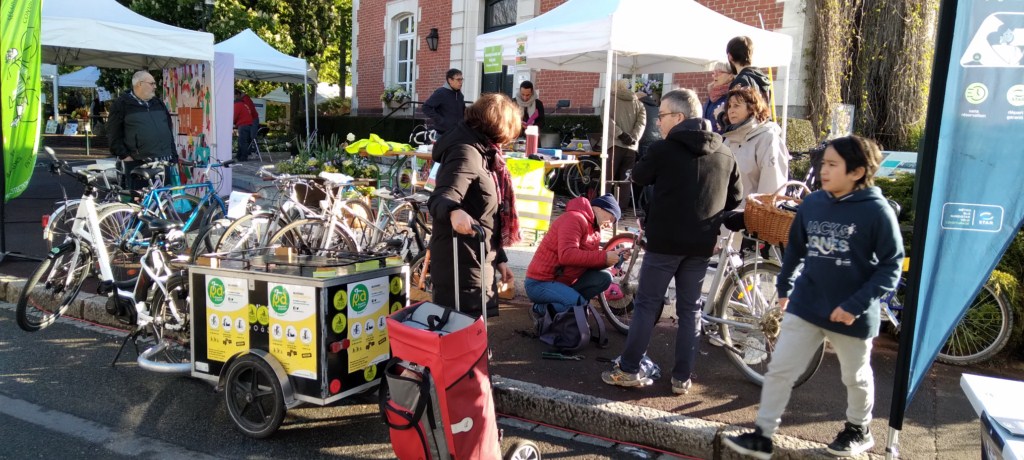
[599,213,824,387]
[43,159,133,250]
[16,148,191,357]
[880,260,1014,365]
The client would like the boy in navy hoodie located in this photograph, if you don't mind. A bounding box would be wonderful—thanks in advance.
[724,135,904,459]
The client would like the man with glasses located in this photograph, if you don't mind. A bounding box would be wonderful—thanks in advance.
[108,70,176,188]
[423,68,466,138]
[601,89,742,395]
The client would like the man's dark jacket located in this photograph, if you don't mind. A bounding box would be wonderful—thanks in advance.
[729,67,772,103]
[107,91,175,160]
[632,118,743,257]
[427,122,507,316]
[422,84,465,135]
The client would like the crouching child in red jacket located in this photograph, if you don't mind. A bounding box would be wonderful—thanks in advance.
[525,194,622,312]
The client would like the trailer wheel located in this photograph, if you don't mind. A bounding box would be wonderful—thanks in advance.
[224,354,286,438]
[505,440,542,460]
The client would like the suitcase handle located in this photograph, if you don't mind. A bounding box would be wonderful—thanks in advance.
[452,224,489,324]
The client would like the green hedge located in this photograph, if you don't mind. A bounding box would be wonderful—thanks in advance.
[317,115,422,144]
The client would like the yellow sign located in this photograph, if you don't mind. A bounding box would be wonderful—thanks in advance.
[267,283,318,379]
[507,158,554,233]
[346,276,391,374]
[205,276,249,362]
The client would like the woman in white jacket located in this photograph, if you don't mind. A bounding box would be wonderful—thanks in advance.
[722,87,789,207]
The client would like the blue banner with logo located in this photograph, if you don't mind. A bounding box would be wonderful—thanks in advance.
[892,0,1024,424]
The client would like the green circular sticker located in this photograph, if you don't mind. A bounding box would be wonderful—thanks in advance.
[331,314,347,334]
[257,306,270,326]
[333,290,348,310]
[248,304,257,323]
[389,277,403,295]
[208,278,225,304]
[350,285,369,313]
[364,364,378,382]
[390,301,403,314]
[270,286,290,315]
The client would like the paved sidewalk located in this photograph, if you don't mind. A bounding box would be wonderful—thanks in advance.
[3,147,1022,459]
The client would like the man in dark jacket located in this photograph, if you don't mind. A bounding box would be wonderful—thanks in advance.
[107,70,176,189]
[422,68,466,137]
[727,36,772,105]
[602,89,743,393]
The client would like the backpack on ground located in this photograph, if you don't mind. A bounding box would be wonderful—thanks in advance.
[532,302,608,352]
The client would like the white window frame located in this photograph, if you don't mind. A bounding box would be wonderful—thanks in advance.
[395,15,415,94]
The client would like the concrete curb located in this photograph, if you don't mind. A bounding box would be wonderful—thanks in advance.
[491,376,879,459]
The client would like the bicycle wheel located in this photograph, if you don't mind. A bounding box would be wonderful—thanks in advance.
[715,261,824,387]
[601,233,642,334]
[565,159,601,199]
[268,218,360,256]
[409,252,432,302]
[143,274,191,364]
[189,218,232,262]
[936,283,1014,365]
[341,199,377,251]
[17,242,93,332]
[96,204,141,282]
[154,193,202,232]
[44,200,79,249]
[216,213,272,255]
[224,354,286,438]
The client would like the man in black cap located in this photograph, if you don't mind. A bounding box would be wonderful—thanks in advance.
[524,194,622,312]
[602,89,742,394]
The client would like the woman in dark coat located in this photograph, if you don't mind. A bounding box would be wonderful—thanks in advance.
[428,93,522,318]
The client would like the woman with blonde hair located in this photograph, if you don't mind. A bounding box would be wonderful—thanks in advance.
[722,86,789,206]
[428,93,521,318]
[704,61,734,134]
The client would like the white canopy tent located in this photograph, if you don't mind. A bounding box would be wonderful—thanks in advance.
[475,0,794,194]
[40,0,216,156]
[215,29,317,138]
[58,66,100,88]
[263,83,348,105]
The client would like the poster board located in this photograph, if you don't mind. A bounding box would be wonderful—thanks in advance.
[507,158,553,234]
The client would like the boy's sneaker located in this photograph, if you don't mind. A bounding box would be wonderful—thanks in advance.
[826,422,874,457]
[723,428,773,460]
[601,367,652,387]
[671,377,692,394]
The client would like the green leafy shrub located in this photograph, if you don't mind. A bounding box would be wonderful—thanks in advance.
[785,118,818,154]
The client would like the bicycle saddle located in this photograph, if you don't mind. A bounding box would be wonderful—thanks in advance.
[130,166,164,180]
[138,214,183,234]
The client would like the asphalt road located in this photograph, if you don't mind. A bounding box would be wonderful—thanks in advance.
[0,303,684,460]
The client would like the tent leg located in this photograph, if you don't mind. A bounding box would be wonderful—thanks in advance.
[885,427,900,459]
[599,49,614,197]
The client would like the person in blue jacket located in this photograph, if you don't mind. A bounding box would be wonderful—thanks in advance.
[724,135,904,459]
[422,68,466,138]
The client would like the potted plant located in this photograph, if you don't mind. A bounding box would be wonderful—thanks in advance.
[72,107,90,133]
[380,85,411,109]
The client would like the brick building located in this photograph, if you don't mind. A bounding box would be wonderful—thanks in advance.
[352,0,808,118]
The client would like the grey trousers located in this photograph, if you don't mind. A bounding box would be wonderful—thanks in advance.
[619,251,709,382]
[755,313,874,437]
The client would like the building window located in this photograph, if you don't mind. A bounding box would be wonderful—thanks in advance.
[484,0,516,32]
[395,15,415,93]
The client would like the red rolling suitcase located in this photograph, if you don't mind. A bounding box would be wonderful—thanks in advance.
[381,227,502,459]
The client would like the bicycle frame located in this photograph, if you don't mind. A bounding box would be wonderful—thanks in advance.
[122,182,227,249]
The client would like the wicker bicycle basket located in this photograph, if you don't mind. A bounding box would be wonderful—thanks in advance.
[743,181,812,247]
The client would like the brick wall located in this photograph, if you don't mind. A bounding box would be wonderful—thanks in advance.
[355,1,385,116]
[417,1,451,116]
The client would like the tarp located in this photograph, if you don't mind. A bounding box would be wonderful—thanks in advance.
[889,0,1024,450]
[57,66,99,88]
[2,0,43,202]
[41,0,214,69]
[263,83,348,104]
[475,0,794,194]
[214,29,316,84]
[474,0,793,74]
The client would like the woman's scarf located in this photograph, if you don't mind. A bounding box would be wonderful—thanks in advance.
[488,145,521,246]
[708,81,730,103]
[515,94,538,125]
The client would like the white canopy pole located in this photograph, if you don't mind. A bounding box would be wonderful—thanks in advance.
[600,49,614,196]
[304,71,310,140]
[53,75,60,125]
[781,63,790,142]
